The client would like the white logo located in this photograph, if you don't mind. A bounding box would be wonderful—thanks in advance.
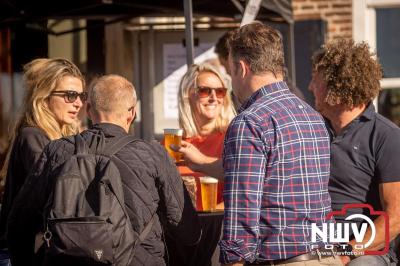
[94,249,103,260]
[311,213,375,249]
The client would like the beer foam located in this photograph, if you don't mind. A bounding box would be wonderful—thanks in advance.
[164,128,183,136]
[200,177,218,184]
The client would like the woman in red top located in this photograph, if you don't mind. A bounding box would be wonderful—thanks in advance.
[177,63,235,210]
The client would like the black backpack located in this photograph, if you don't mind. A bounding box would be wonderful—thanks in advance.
[40,133,154,266]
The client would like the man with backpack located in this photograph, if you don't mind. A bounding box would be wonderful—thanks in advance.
[6,74,201,266]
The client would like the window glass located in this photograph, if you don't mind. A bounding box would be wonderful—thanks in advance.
[378,88,400,126]
[376,8,400,78]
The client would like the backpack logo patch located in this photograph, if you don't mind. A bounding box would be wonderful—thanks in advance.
[94,249,103,260]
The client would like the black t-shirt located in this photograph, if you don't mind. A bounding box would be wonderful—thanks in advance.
[328,104,400,219]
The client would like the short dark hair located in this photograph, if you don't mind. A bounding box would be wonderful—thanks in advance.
[229,21,285,76]
[214,30,235,60]
[312,39,383,108]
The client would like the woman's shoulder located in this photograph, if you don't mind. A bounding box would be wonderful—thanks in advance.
[19,126,45,135]
[19,126,49,140]
[17,126,50,151]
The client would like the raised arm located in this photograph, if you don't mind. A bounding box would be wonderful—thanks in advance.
[171,141,224,179]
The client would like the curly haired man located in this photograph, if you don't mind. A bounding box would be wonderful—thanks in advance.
[309,39,400,266]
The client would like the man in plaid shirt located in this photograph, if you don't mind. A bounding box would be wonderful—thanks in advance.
[219,22,341,266]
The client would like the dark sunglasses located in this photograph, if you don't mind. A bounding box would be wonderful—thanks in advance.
[196,86,227,98]
[51,90,88,103]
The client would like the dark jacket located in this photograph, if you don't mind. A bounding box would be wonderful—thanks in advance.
[0,127,50,248]
[6,123,201,266]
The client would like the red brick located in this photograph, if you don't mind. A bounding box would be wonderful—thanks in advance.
[332,19,352,24]
[325,11,352,17]
[294,14,322,20]
[317,4,329,9]
[332,3,351,8]
[339,26,352,31]
[301,4,315,10]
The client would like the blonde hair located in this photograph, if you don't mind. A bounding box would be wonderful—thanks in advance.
[178,63,235,137]
[88,74,136,118]
[0,58,84,180]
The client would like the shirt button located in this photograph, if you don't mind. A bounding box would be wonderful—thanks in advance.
[298,105,304,109]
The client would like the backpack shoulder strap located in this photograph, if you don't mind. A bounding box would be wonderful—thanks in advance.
[101,135,155,242]
[74,134,88,154]
[102,135,137,157]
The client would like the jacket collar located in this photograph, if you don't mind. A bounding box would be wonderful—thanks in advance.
[91,123,127,137]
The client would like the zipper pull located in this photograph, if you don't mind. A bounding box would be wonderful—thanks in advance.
[43,225,52,248]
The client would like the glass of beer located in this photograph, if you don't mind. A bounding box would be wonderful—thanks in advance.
[200,177,218,211]
[163,128,183,162]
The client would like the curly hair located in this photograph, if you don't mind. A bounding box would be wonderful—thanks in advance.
[312,39,382,108]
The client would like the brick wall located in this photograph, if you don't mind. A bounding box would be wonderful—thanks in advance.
[292,0,352,41]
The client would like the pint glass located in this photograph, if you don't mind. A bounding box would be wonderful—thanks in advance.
[163,128,183,162]
[200,177,218,211]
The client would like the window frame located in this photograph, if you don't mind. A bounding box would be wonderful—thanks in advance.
[353,0,400,110]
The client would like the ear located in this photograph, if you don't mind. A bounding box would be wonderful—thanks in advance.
[239,60,249,78]
[128,106,136,125]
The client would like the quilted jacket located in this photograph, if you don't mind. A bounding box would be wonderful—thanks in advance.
[6,123,201,266]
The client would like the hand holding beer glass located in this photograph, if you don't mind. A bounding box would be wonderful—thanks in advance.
[164,128,183,163]
[200,177,218,211]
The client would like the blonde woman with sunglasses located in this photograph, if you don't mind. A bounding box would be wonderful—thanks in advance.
[176,63,235,211]
[0,58,85,262]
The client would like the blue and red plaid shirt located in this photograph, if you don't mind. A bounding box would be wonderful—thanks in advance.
[219,81,332,264]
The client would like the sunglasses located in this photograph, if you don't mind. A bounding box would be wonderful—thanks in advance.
[51,90,88,103]
[196,86,227,98]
